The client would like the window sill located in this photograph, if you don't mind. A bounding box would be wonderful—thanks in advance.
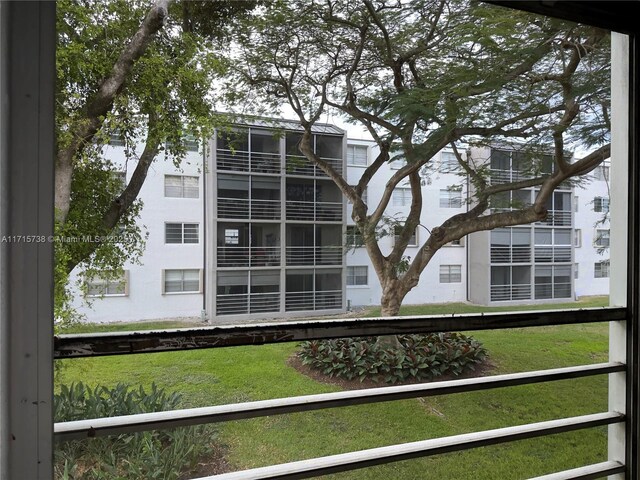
[162,291,202,295]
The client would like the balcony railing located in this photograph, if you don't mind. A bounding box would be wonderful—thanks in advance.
[534,246,572,263]
[249,199,281,219]
[217,149,281,174]
[536,210,572,226]
[218,198,281,219]
[286,155,315,175]
[490,284,532,301]
[285,246,342,266]
[216,292,280,315]
[489,168,530,184]
[284,289,342,311]
[317,157,343,176]
[286,200,342,222]
[534,282,572,300]
[218,197,249,219]
[285,155,343,176]
[490,246,531,263]
[53,307,628,480]
[217,246,281,267]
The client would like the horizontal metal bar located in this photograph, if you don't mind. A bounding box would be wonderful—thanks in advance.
[54,307,627,358]
[528,461,625,480]
[190,412,623,480]
[54,362,624,442]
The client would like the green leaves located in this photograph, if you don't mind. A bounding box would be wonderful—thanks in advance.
[297,333,487,384]
[54,382,216,480]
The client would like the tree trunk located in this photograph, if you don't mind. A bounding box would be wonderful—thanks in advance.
[377,282,405,349]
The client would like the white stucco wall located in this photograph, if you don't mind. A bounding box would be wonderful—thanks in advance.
[70,134,611,323]
[69,143,204,322]
[345,140,468,308]
[573,172,611,297]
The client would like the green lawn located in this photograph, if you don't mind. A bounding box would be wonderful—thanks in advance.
[56,297,615,479]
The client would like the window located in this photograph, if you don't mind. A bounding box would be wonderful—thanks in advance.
[535,265,571,299]
[392,188,412,207]
[595,229,610,248]
[164,175,199,198]
[224,228,239,245]
[594,196,610,213]
[346,266,368,286]
[440,151,458,170]
[574,229,582,247]
[346,225,363,247]
[165,223,199,244]
[555,229,571,245]
[594,261,610,278]
[184,135,199,152]
[86,271,128,297]
[347,144,368,166]
[394,225,418,247]
[163,269,201,293]
[440,265,462,283]
[439,189,463,208]
[108,131,125,146]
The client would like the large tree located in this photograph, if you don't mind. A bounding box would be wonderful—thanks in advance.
[55,0,255,320]
[221,0,611,316]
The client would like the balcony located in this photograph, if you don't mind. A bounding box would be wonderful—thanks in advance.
[285,200,342,222]
[285,246,342,266]
[490,246,531,263]
[490,284,532,301]
[284,289,342,311]
[534,282,572,299]
[250,199,281,220]
[218,197,249,219]
[536,210,572,226]
[217,246,281,267]
[489,168,530,185]
[285,155,343,177]
[217,149,281,174]
[218,198,281,220]
[216,292,280,315]
[534,246,572,263]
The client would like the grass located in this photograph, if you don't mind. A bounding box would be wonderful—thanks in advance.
[56,296,613,479]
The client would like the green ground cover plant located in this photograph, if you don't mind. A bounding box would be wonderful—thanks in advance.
[298,333,487,384]
[54,383,215,480]
[55,297,611,478]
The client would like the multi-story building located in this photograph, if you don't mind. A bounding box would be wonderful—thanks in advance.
[467,146,574,304]
[70,118,610,323]
[207,119,346,322]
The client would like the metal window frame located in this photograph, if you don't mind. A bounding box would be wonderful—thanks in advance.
[1,3,55,479]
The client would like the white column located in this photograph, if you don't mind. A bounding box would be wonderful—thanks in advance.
[608,31,629,479]
[0,2,55,479]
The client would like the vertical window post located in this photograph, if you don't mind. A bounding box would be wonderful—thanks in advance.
[0,2,55,478]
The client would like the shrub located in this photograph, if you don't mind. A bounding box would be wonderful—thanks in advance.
[54,382,215,480]
[298,333,487,384]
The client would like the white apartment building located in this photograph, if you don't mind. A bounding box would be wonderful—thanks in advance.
[70,118,610,323]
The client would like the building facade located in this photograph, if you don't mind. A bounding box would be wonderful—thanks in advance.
[70,119,611,323]
[467,146,574,304]
[205,120,346,322]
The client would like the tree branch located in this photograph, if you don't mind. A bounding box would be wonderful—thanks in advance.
[56,0,171,224]
[66,114,162,274]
